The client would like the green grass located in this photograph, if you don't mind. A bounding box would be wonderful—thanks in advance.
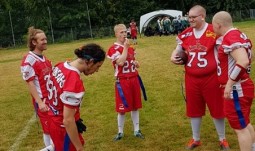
[1,20,255,151]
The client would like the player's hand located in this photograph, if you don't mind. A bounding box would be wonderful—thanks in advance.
[223,84,232,100]
[38,98,49,112]
[134,60,140,68]
[124,38,130,49]
[170,54,183,65]
[76,146,84,151]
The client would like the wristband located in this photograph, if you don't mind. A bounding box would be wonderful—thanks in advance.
[229,64,246,81]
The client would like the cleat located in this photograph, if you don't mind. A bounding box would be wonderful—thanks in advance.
[113,133,123,141]
[134,130,144,139]
[186,139,201,150]
[219,139,230,150]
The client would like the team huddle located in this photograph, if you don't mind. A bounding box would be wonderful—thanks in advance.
[20,4,254,151]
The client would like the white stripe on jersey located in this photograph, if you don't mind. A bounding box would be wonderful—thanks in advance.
[222,42,250,53]
[21,65,35,81]
[34,76,43,98]
[107,51,121,61]
[227,55,236,78]
[24,54,37,66]
[60,91,85,106]
[114,64,120,77]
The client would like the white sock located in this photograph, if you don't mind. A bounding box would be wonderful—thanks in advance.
[40,144,54,151]
[117,113,125,133]
[43,133,51,147]
[131,110,139,132]
[191,117,202,141]
[213,118,226,141]
[252,143,255,151]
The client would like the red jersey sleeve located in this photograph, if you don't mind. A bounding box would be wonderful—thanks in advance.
[60,70,85,107]
[222,29,252,54]
[20,54,36,82]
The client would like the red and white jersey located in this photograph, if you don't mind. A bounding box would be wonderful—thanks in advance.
[217,28,252,85]
[130,22,137,31]
[130,22,138,36]
[48,62,85,126]
[107,43,138,78]
[20,51,52,99]
[177,24,218,77]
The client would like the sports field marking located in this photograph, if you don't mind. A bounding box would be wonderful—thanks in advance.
[9,114,36,151]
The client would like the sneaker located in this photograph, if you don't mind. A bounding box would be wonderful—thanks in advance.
[186,139,201,150]
[134,130,145,139]
[219,139,230,150]
[39,144,54,151]
[113,133,123,141]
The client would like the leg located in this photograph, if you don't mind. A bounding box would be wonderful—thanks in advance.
[113,112,125,141]
[131,110,144,139]
[213,118,230,150]
[213,118,226,141]
[134,37,137,45]
[235,127,253,151]
[186,117,202,150]
[43,133,51,146]
[246,124,255,151]
[247,124,255,142]
[117,112,125,133]
[191,117,202,141]
[131,110,139,132]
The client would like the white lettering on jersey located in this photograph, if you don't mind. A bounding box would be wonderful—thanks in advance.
[181,32,193,39]
[122,60,136,73]
[45,74,58,105]
[52,67,65,88]
[187,52,208,68]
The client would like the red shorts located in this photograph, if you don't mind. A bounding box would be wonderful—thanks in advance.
[33,100,50,134]
[131,31,137,39]
[224,96,252,129]
[222,80,254,129]
[185,73,224,118]
[49,119,85,151]
[115,76,142,113]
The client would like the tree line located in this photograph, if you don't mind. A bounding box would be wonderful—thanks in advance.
[0,0,255,48]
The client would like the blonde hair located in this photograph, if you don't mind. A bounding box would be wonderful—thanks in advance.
[114,24,126,33]
[27,26,44,51]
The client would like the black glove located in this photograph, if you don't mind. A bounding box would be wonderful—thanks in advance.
[76,118,86,133]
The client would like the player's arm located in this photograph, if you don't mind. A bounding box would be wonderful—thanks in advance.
[27,81,48,112]
[170,44,183,65]
[116,38,129,66]
[63,106,83,151]
[224,47,249,99]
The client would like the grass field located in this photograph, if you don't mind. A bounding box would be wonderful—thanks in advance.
[1,20,255,151]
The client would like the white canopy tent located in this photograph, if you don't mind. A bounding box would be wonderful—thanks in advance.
[139,10,182,33]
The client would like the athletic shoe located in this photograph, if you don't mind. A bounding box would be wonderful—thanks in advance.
[39,145,54,151]
[134,130,145,139]
[186,139,201,150]
[219,139,230,150]
[113,133,123,141]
